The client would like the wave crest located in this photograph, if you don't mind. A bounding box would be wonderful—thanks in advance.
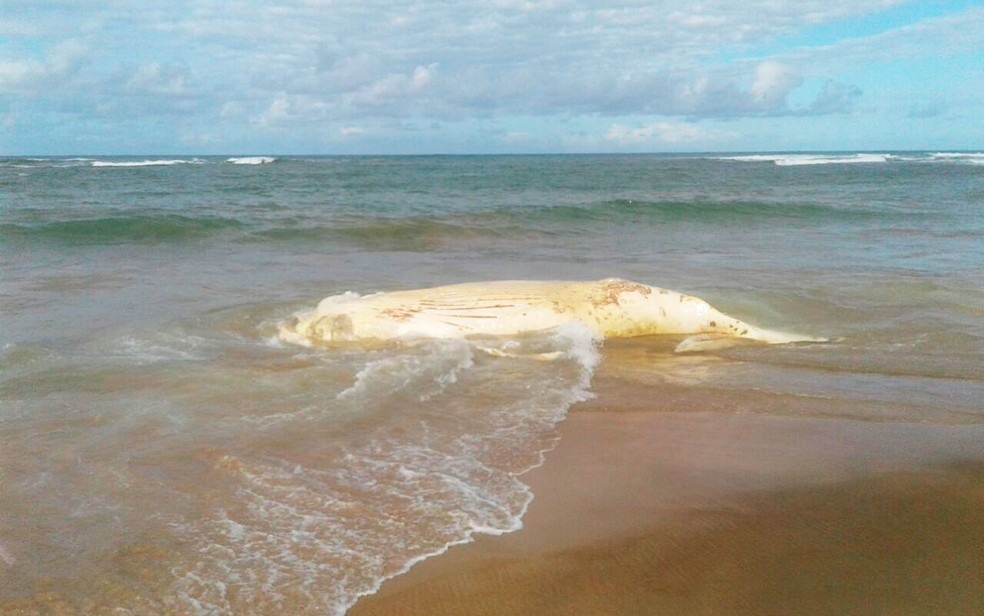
[227,157,277,165]
[718,153,896,166]
[90,159,207,167]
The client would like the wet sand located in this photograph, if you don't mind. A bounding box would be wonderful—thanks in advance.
[351,375,984,616]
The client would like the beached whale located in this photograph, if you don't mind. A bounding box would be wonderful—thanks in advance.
[279,278,824,352]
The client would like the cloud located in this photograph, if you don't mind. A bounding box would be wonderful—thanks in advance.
[908,100,947,119]
[750,61,803,108]
[604,122,710,146]
[346,64,437,108]
[253,93,330,127]
[0,40,87,94]
[219,101,245,120]
[317,53,385,92]
[179,131,220,147]
[1,1,981,152]
[125,63,191,96]
[780,5,984,71]
[807,80,862,115]
[670,61,804,116]
[139,0,916,124]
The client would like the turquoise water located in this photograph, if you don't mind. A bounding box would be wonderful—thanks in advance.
[2,153,983,613]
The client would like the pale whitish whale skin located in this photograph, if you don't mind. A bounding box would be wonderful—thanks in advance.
[280,279,825,352]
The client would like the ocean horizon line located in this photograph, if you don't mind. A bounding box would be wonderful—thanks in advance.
[4,148,982,158]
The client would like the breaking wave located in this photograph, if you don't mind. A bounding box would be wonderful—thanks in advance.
[718,152,984,166]
[931,152,984,165]
[718,153,897,166]
[90,159,207,167]
[227,156,277,165]
[166,325,600,615]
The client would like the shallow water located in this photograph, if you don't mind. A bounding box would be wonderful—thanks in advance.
[1,153,982,613]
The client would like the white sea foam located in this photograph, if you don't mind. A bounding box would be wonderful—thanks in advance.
[336,339,475,403]
[165,325,600,616]
[113,333,213,364]
[719,153,896,166]
[931,152,984,165]
[227,156,277,165]
[719,152,984,166]
[90,159,206,167]
[0,541,15,567]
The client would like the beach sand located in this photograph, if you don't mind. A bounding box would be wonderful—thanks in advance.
[351,373,984,616]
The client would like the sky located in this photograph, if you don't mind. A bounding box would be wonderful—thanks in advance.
[1,0,982,154]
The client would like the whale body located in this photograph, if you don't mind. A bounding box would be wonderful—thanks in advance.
[279,278,824,352]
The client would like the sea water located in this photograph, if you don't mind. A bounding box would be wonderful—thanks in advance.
[1,153,982,613]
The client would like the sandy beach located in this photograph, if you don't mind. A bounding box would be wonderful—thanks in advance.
[351,373,984,616]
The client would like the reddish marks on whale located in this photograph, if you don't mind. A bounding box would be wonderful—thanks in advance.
[380,307,420,322]
[592,279,652,307]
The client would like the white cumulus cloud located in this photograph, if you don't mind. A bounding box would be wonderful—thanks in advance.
[125,63,190,96]
[0,0,981,152]
[346,64,438,109]
[605,122,706,145]
[750,61,803,108]
[0,39,87,93]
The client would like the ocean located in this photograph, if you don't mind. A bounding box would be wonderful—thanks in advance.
[1,153,982,614]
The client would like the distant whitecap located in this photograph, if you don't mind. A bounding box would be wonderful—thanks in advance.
[90,159,206,167]
[227,156,277,165]
[717,153,895,166]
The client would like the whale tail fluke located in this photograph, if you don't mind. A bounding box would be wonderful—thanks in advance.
[674,327,827,353]
[674,334,743,353]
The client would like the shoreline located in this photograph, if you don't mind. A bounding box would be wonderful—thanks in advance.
[350,376,984,615]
